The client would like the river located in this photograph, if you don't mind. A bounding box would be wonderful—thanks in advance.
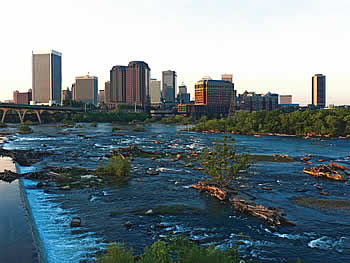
[2,123,350,262]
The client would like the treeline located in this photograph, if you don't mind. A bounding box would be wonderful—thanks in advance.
[192,108,350,137]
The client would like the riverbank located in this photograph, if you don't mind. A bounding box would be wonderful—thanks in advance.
[0,154,38,263]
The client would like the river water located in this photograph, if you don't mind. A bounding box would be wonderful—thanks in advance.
[2,123,350,262]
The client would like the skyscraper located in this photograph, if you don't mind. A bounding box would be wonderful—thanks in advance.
[162,70,177,104]
[312,74,326,108]
[104,81,111,103]
[110,66,127,103]
[73,75,98,105]
[109,61,150,110]
[126,61,150,110]
[150,79,161,106]
[32,50,62,105]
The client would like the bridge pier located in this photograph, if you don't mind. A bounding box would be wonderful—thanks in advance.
[1,108,8,123]
[35,110,42,124]
[15,109,23,124]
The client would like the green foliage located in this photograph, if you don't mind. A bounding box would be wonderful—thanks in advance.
[98,236,242,263]
[192,108,350,137]
[97,243,134,263]
[90,122,97,127]
[96,156,130,177]
[18,124,33,134]
[133,124,145,132]
[24,120,38,125]
[200,136,250,187]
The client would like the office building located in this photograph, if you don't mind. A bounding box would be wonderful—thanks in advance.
[98,90,104,104]
[195,77,233,106]
[162,70,177,104]
[279,95,292,105]
[237,91,278,112]
[126,61,150,109]
[13,89,32,104]
[312,74,326,108]
[221,74,233,83]
[178,83,187,94]
[110,66,127,103]
[150,79,161,105]
[73,75,98,105]
[177,82,190,104]
[109,61,150,110]
[32,50,62,105]
[61,87,72,102]
[104,81,111,103]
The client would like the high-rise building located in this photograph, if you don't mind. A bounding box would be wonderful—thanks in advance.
[312,74,326,108]
[126,61,150,110]
[32,50,62,105]
[110,66,127,103]
[73,75,98,105]
[178,83,187,94]
[177,83,190,104]
[109,61,150,110]
[13,89,32,104]
[162,70,177,104]
[195,77,233,106]
[279,95,292,105]
[98,90,105,104]
[104,81,111,103]
[61,87,72,102]
[221,74,233,83]
[150,79,161,105]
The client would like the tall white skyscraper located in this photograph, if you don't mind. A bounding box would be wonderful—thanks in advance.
[32,50,62,105]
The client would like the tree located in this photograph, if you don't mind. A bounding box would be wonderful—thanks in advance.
[200,136,250,187]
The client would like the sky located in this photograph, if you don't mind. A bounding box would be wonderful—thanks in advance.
[1,0,350,105]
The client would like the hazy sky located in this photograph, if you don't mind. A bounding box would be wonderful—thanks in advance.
[1,0,350,105]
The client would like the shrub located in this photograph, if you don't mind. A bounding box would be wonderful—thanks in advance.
[96,156,130,177]
[18,124,33,134]
[133,124,145,132]
[97,236,242,263]
[90,122,97,127]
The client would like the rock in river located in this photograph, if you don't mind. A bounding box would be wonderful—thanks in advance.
[70,217,81,227]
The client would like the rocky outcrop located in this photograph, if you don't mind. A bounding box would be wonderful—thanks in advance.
[191,181,294,229]
[0,148,53,166]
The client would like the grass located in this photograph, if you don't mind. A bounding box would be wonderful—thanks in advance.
[292,196,350,210]
[248,154,296,163]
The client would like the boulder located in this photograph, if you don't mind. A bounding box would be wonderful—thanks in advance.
[70,217,81,227]
[124,221,132,228]
[145,209,153,215]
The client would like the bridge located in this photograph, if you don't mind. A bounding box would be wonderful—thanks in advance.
[0,103,83,124]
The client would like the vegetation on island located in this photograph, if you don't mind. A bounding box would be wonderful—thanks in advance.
[97,235,243,263]
[192,108,350,137]
[200,136,250,187]
[133,124,145,132]
[18,124,33,134]
[96,156,130,177]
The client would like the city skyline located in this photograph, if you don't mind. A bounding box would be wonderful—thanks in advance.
[1,0,350,105]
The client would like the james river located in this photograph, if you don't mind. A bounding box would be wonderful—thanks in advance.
[1,123,350,262]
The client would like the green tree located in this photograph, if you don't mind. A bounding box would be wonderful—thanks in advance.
[200,136,250,187]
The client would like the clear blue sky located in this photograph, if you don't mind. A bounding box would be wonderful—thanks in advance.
[1,0,350,105]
